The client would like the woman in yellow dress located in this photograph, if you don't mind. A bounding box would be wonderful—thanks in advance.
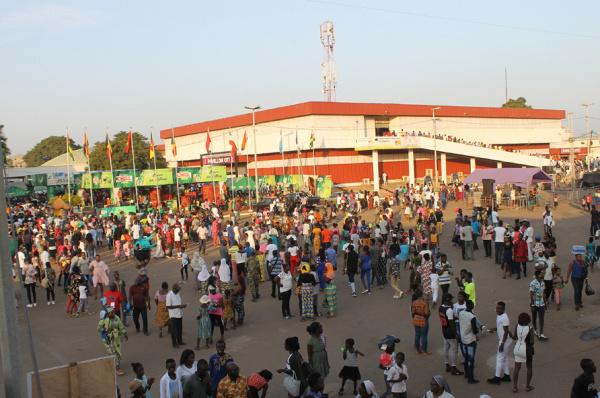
[313,225,322,253]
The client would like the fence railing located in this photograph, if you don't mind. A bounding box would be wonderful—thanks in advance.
[468,194,550,209]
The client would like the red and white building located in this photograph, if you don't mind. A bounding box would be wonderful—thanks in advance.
[161,101,564,190]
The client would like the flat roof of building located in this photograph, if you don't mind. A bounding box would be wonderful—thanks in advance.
[160,101,566,139]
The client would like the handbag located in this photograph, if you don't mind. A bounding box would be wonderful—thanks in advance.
[585,282,595,296]
[283,371,301,396]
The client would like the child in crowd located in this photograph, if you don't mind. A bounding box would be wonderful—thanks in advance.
[77,278,93,317]
[553,267,565,310]
[196,295,215,350]
[338,338,364,396]
[222,290,236,330]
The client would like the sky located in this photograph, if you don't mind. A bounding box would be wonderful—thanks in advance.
[1,0,599,155]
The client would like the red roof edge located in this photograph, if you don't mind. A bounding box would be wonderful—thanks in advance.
[160,101,566,139]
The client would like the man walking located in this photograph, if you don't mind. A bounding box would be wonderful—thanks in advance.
[129,276,151,336]
[487,301,513,385]
[461,220,475,261]
[493,220,506,264]
[197,223,208,255]
[166,283,187,348]
[439,293,463,376]
[246,250,261,302]
[530,269,548,340]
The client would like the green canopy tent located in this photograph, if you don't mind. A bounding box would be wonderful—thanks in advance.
[7,186,30,197]
[231,177,256,191]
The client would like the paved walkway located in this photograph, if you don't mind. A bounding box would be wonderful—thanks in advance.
[11,200,600,397]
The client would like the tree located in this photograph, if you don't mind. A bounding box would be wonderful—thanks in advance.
[24,136,81,167]
[501,97,533,109]
[0,125,11,164]
[88,131,166,171]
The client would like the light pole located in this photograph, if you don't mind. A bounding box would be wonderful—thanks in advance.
[245,105,261,202]
[432,107,441,188]
[581,103,595,170]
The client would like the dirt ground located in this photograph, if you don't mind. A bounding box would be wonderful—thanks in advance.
[9,195,600,397]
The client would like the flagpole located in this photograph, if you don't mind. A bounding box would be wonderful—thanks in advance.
[208,127,216,203]
[151,128,160,211]
[107,128,115,203]
[85,128,94,208]
[130,128,139,211]
[281,132,286,193]
[312,131,316,176]
[66,128,71,203]
[172,127,181,210]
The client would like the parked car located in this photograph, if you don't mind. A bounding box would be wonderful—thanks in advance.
[254,197,276,212]
[285,192,322,209]
[580,172,600,188]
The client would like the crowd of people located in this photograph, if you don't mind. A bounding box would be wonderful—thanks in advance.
[9,181,598,397]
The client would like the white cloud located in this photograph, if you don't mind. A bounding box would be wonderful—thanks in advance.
[0,3,104,31]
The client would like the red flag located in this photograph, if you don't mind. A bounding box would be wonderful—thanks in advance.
[229,140,237,158]
[171,129,177,156]
[106,133,112,159]
[83,131,89,158]
[125,130,132,154]
[206,129,211,152]
[241,130,247,151]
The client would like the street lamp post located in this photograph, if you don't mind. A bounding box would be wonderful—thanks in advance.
[245,106,261,202]
[432,107,441,188]
[581,103,595,171]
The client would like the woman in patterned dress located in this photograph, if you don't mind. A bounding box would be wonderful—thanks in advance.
[375,239,388,287]
[416,253,433,300]
[323,263,337,318]
[153,282,170,338]
[298,263,317,321]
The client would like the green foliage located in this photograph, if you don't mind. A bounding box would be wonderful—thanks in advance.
[24,136,81,167]
[88,131,167,171]
[0,125,11,164]
[501,97,532,109]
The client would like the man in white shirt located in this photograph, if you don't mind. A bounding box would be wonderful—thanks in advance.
[131,223,140,243]
[265,239,278,262]
[387,352,408,396]
[491,208,499,227]
[197,225,208,255]
[174,225,182,257]
[523,220,534,261]
[493,221,506,265]
[487,302,513,384]
[166,284,187,348]
[302,222,311,246]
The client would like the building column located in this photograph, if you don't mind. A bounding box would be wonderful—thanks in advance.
[497,161,503,168]
[408,149,415,187]
[441,153,447,185]
[470,157,476,172]
[372,149,380,192]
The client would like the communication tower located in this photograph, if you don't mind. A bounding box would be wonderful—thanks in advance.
[320,21,337,102]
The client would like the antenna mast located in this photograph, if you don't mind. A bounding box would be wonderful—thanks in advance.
[320,21,337,102]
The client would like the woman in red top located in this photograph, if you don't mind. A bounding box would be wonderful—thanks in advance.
[513,233,529,280]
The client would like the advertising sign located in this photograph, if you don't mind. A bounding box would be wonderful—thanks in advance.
[114,170,136,188]
[355,136,421,151]
[202,154,235,166]
[136,168,174,186]
[46,172,69,186]
[99,205,136,217]
[29,174,47,186]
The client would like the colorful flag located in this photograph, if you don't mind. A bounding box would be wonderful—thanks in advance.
[241,130,247,151]
[279,130,283,154]
[206,128,211,152]
[171,129,177,156]
[125,130,132,154]
[149,131,155,160]
[106,133,112,159]
[229,139,237,158]
[67,135,75,160]
[309,132,315,149]
[83,131,89,158]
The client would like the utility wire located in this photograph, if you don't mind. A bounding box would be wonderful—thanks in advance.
[305,0,600,40]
